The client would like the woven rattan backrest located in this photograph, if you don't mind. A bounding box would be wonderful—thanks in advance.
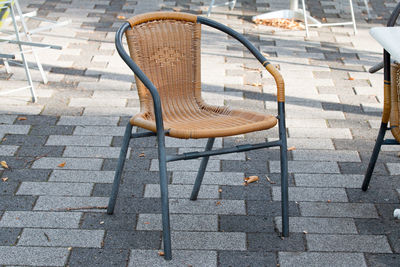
[125,14,201,117]
[390,63,400,142]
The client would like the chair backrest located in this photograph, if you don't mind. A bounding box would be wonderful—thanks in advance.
[125,13,202,116]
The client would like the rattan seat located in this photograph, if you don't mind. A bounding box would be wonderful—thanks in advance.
[131,105,277,139]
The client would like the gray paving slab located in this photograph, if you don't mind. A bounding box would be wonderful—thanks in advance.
[16,182,93,196]
[171,231,246,250]
[49,170,115,183]
[33,196,109,212]
[129,249,217,267]
[150,159,220,171]
[275,217,357,234]
[57,116,120,126]
[73,126,126,136]
[0,246,69,266]
[32,157,103,170]
[272,187,348,202]
[0,211,82,228]
[294,174,363,188]
[169,199,246,215]
[299,202,379,218]
[172,171,244,185]
[0,145,18,156]
[137,214,218,231]
[17,228,105,248]
[307,234,392,253]
[269,161,340,173]
[46,135,112,146]
[279,252,367,267]
[63,146,129,158]
[144,184,219,199]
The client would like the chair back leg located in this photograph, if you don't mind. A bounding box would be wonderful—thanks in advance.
[107,123,133,214]
[362,122,387,191]
[190,137,215,200]
[278,102,289,237]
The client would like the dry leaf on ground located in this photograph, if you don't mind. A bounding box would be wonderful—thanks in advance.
[117,15,126,20]
[254,18,304,30]
[244,175,259,185]
[17,117,27,121]
[0,161,9,169]
[1,177,8,182]
[287,146,296,151]
[139,153,145,157]
[348,77,355,80]
[158,251,165,256]
[57,162,66,168]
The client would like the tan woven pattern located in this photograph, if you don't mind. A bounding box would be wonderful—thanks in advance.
[390,63,400,141]
[126,13,277,139]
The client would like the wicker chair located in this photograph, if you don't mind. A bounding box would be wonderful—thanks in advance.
[362,2,400,191]
[106,12,289,260]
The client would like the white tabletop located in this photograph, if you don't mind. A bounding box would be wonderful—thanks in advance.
[370,27,400,62]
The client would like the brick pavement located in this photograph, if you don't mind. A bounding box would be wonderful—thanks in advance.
[0,0,400,266]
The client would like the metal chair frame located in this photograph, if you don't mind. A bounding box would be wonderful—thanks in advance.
[106,14,289,260]
[362,2,400,191]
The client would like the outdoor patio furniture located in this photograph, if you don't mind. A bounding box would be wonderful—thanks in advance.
[362,2,400,191]
[106,12,289,260]
[207,0,236,17]
[0,0,68,102]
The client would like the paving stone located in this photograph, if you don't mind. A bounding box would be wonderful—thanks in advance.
[17,145,64,157]
[307,234,392,253]
[18,228,105,248]
[288,128,352,139]
[33,196,108,212]
[112,197,162,214]
[172,171,245,185]
[0,181,18,195]
[29,125,74,136]
[46,135,112,146]
[129,249,217,267]
[1,134,48,146]
[0,115,16,124]
[16,182,93,196]
[0,125,31,135]
[0,246,69,266]
[63,146,128,158]
[365,254,400,267]
[92,182,144,198]
[247,200,300,217]
[218,251,276,267]
[171,231,246,250]
[165,137,222,148]
[104,230,160,249]
[169,199,246,215]
[81,212,136,230]
[69,248,129,267]
[144,184,218,199]
[220,185,272,200]
[346,188,400,203]
[69,98,126,107]
[1,169,51,182]
[57,116,120,126]
[0,145,18,156]
[73,126,126,136]
[0,196,36,211]
[248,232,305,251]
[294,174,363,188]
[269,161,340,173]
[49,170,114,183]
[0,228,21,245]
[32,157,103,170]
[272,186,348,202]
[279,252,367,267]
[219,215,275,233]
[299,202,379,218]
[0,211,82,228]
[275,217,357,234]
[137,214,218,231]
[292,150,360,162]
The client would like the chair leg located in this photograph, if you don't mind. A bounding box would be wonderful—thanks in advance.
[349,0,357,35]
[362,122,387,191]
[207,0,215,17]
[107,123,133,215]
[190,138,215,200]
[278,103,289,237]
[229,0,236,10]
[301,0,310,38]
[157,136,172,260]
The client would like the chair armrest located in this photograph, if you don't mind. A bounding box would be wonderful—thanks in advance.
[197,16,285,102]
[115,22,165,131]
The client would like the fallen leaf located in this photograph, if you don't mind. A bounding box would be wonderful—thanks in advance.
[254,18,304,30]
[57,162,66,168]
[322,17,327,22]
[139,153,145,157]
[397,152,400,158]
[303,231,308,234]
[68,247,72,251]
[158,251,165,256]
[327,199,331,203]
[17,117,27,121]
[218,188,222,193]
[144,222,150,225]
[1,137,6,142]
[1,177,8,182]
[99,221,104,225]
[0,161,9,169]
[216,201,221,206]
[117,15,126,20]
[348,77,355,80]
[244,175,259,185]
[287,146,296,151]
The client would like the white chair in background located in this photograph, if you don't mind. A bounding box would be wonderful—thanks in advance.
[207,0,237,17]
[0,0,69,102]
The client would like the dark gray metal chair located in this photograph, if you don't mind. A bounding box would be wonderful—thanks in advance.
[106,11,289,260]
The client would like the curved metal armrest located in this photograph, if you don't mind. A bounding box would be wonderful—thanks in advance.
[115,22,165,131]
[197,16,285,103]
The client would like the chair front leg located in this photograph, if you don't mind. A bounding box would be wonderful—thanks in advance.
[362,122,387,191]
[190,138,215,200]
[278,102,289,237]
[157,132,172,260]
[107,122,133,215]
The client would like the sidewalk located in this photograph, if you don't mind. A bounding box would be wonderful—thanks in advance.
[0,0,399,266]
